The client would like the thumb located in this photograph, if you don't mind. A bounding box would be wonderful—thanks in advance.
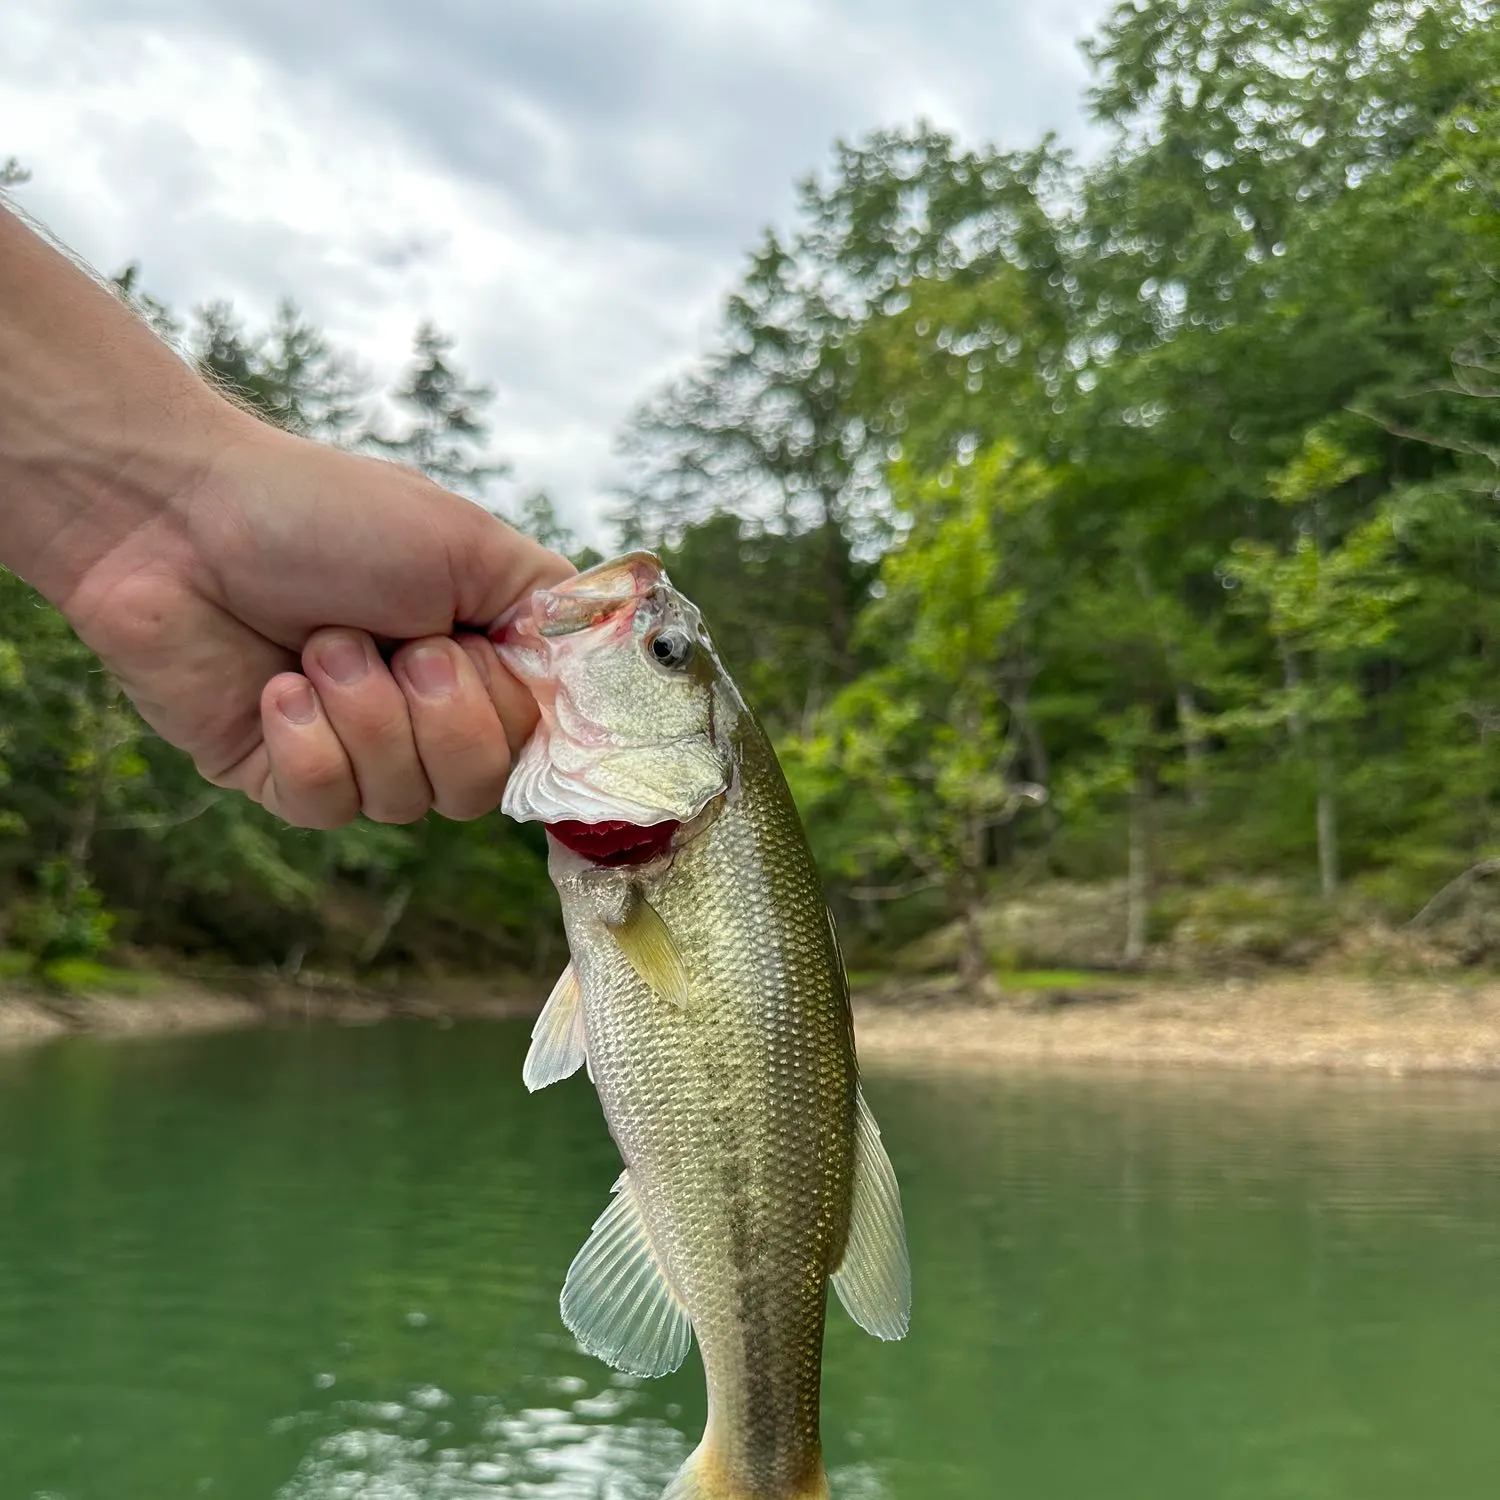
[442,493,576,632]
[434,492,575,754]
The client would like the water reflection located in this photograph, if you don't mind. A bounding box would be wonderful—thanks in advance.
[2,1026,1500,1499]
[275,1380,687,1499]
[274,1381,885,1500]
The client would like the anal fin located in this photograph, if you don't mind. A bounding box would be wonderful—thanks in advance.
[523,963,587,1092]
[561,1170,692,1377]
[832,1089,911,1340]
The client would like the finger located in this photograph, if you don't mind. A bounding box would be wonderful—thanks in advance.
[303,627,432,824]
[392,636,512,821]
[456,631,540,758]
[259,673,361,829]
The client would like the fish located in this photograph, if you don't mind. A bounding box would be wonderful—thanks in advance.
[493,551,910,1500]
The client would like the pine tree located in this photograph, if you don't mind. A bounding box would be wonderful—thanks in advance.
[366,322,508,498]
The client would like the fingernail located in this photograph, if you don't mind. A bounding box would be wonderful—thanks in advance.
[277,683,319,725]
[405,645,456,698]
[318,634,368,686]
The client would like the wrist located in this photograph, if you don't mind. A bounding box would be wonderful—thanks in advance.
[2,377,252,616]
[0,204,254,611]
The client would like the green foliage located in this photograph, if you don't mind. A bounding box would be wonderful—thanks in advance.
[618,0,1500,963]
[7,2,1500,980]
[38,958,155,995]
[658,512,876,735]
[993,969,1109,993]
[7,859,114,964]
[0,261,562,977]
[1155,879,1339,965]
[808,445,1038,871]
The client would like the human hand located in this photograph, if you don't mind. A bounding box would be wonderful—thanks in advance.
[59,416,572,829]
[0,202,569,827]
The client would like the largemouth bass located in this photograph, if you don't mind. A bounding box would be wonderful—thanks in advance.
[494,552,910,1500]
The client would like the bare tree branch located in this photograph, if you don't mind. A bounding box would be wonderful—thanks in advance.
[846,874,943,902]
[1408,858,1500,929]
[1347,403,1500,467]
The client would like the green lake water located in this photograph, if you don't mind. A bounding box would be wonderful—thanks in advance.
[2,1021,1500,1499]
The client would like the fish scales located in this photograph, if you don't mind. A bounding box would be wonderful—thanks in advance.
[560,716,854,1495]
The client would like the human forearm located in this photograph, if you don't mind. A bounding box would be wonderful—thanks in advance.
[0,203,247,610]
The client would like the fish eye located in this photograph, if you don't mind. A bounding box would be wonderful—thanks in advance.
[647,628,695,671]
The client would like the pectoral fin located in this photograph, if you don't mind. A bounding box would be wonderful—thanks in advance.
[561,1170,692,1377]
[608,894,690,1008]
[832,1089,911,1340]
[522,963,587,1092]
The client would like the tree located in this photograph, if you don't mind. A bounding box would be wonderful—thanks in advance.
[787,444,1049,987]
[619,127,1072,676]
[655,513,876,737]
[0,571,146,967]
[1220,427,1414,896]
[188,298,370,443]
[512,490,604,570]
[367,322,508,497]
[619,228,873,672]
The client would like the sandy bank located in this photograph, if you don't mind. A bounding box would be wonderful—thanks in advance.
[851,974,1500,1077]
[0,978,541,1048]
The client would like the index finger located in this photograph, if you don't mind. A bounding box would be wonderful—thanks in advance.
[455,631,539,758]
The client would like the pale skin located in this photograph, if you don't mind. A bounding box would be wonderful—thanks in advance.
[0,204,572,829]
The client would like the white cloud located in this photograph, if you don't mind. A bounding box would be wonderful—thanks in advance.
[0,0,1111,543]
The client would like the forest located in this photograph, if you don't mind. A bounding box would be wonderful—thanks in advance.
[0,0,1496,990]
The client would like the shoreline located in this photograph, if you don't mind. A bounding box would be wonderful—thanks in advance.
[0,977,542,1048]
[852,974,1500,1078]
[5,970,1500,1080]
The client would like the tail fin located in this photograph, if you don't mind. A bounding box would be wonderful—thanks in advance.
[661,1441,829,1499]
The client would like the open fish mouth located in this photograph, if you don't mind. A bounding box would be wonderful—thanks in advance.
[491,552,728,843]
[491,552,670,667]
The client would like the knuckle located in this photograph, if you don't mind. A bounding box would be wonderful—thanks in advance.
[339,715,413,763]
[365,796,432,826]
[273,755,359,829]
[409,685,495,755]
[424,720,491,763]
[432,787,502,823]
[293,754,354,799]
[266,783,352,830]
[430,763,508,822]
[68,569,185,660]
[319,677,407,732]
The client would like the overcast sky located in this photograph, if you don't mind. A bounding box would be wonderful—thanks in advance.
[3,0,1111,541]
